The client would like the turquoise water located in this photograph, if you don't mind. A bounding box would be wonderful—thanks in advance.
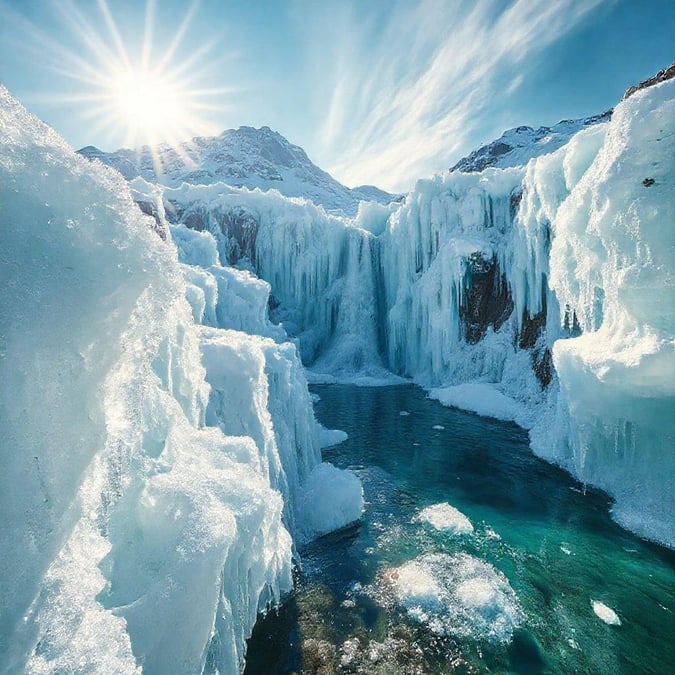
[246,385,675,674]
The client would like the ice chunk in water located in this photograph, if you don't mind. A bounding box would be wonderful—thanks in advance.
[591,600,621,626]
[413,503,474,535]
[384,553,523,642]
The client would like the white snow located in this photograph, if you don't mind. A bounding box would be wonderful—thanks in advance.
[429,383,527,425]
[591,601,621,626]
[384,553,523,642]
[413,503,474,535]
[81,126,398,217]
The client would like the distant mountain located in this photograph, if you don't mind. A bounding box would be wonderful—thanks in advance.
[78,126,398,216]
[450,111,612,174]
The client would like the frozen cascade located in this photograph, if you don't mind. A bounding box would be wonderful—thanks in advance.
[161,183,391,380]
[155,79,674,547]
[0,85,363,674]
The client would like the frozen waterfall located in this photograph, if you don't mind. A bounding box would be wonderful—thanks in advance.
[156,78,674,547]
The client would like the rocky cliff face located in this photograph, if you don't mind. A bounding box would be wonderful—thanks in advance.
[623,62,675,99]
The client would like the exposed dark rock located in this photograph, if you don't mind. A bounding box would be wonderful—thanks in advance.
[134,199,168,240]
[643,177,655,187]
[461,253,514,345]
[519,301,554,388]
[219,208,259,265]
[623,63,675,100]
[509,188,523,221]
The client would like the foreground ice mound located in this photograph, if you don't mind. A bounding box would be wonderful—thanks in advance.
[383,553,522,643]
[0,86,361,673]
[413,503,474,535]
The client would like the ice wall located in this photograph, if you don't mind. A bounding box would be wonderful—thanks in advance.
[0,86,362,674]
[526,80,675,546]
[130,80,674,547]
[162,183,391,381]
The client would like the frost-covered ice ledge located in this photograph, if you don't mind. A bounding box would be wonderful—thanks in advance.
[147,77,674,549]
[0,87,363,674]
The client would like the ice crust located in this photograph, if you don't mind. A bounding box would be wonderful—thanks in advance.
[429,383,527,426]
[150,78,675,547]
[386,553,523,642]
[591,600,621,626]
[0,86,362,673]
[413,503,474,535]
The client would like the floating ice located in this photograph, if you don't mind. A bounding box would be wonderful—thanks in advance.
[413,503,474,534]
[318,426,349,448]
[384,553,523,642]
[591,601,621,626]
[432,424,445,430]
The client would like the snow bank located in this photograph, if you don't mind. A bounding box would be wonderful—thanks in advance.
[429,383,527,426]
[413,503,474,535]
[0,86,362,673]
[382,553,522,642]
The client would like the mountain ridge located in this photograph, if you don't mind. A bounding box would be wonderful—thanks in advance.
[450,110,612,174]
[78,125,399,216]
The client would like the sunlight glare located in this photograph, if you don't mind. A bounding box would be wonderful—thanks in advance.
[108,66,187,145]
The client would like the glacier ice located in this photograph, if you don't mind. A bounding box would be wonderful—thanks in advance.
[0,86,363,673]
[145,78,675,548]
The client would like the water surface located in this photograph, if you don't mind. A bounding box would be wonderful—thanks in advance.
[246,384,675,674]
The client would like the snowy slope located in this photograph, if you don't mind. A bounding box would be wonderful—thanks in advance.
[79,126,398,216]
[450,111,611,173]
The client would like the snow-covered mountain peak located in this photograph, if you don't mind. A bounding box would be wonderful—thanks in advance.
[450,111,612,173]
[78,126,398,216]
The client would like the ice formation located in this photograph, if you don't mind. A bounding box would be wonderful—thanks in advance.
[413,503,474,535]
[0,86,363,673]
[141,76,674,547]
[591,601,621,626]
[382,553,523,642]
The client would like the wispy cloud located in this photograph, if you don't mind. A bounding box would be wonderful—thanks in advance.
[297,0,608,191]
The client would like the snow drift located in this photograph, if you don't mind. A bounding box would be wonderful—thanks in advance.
[0,86,363,674]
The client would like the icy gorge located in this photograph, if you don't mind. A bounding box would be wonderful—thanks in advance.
[1,68,674,674]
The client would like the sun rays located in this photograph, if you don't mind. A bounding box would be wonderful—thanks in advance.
[10,0,232,177]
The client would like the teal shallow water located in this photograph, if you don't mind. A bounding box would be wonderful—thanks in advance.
[246,384,675,674]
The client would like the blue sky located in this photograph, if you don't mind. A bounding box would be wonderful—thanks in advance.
[0,0,673,191]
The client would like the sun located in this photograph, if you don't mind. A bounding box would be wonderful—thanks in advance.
[21,0,231,176]
[106,66,190,148]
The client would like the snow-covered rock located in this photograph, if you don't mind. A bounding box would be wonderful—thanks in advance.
[450,111,611,174]
[79,126,399,216]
